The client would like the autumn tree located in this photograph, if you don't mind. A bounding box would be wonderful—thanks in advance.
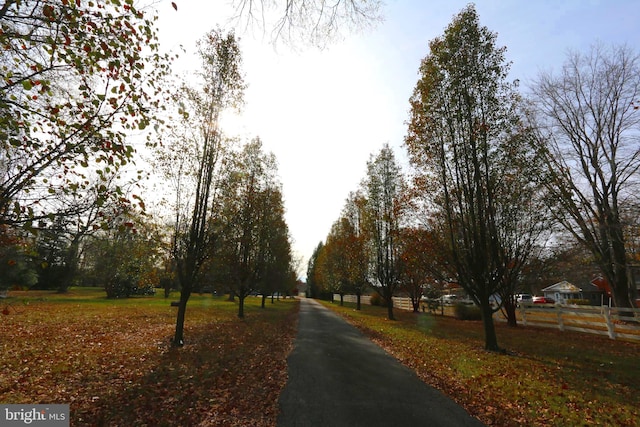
[340,191,369,309]
[313,242,339,299]
[256,194,294,307]
[318,192,370,308]
[305,241,323,298]
[83,211,162,298]
[315,234,342,302]
[530,44,640,310]
[35,214,85,292]
[396,227,440,312]
[405,5,549,350]
[214,138,291,318]
[323,218,352,305]
[0,225,37,291]
[34,173,139,292]
[490,156,552,327]
[402,182,458,302]
[0,0,170,229]
[313,190,369,309]
[363,144,405,320]
[166,28,245,346]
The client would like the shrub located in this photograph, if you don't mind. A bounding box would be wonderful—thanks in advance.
[369,292,387,307]
[104,267,156,299]
[453,302,482,320]
[566,299,590,306]
[105,275,131,298]
[131,282,156,296]
[100,242,160,299]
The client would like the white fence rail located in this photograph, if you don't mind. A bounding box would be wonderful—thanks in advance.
[333,294,640,342]
[501,305,640,342]
[332,294,416,311]
[334,294,371,305]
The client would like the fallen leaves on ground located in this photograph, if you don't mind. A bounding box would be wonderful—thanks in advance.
[324,301,640,427]
[0,290,298,426]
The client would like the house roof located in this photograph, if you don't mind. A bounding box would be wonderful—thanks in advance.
[591,276,611,294]
[542,280,603,293]
[542,280,580,293]
[579,282,603,293]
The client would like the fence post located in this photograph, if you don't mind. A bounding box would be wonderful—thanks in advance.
[603,307,616,340]
[556,308,564,332]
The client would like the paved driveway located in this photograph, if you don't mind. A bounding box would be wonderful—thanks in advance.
[277,298,484,427]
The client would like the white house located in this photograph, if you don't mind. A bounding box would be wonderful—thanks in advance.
[541,280,604,305]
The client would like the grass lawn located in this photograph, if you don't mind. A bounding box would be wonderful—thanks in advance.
[321,300,640,427]
[0,287,298,426]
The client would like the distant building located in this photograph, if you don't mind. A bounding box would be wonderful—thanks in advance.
[541,280,604,306]
[590,267,640,307]
[295,281,307,297]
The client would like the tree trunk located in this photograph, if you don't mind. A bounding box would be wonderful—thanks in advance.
[411,295,420,313]
[58,242,80,293]
[340,293,344,306]
[163,279,171,298]
[238,294,246,318]
[385,291,395,320]
[504,298,517,327]
[173,288,191,347]
[386,301,395,320]
[612,236,633,309]
[599,231,634,317]
[261,294,267,308]
[480,301,500,352]
[356,292,361,310]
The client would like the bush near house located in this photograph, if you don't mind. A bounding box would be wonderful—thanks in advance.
[566,299,591,305]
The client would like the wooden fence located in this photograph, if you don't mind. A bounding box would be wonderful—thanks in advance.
[332,294,415,311]
[333,294,640,342]
[498,305,640,342]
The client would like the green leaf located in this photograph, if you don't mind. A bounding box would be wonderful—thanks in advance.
[22,80,33,90]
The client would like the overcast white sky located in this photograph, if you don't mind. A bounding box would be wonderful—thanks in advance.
[154,0,640,276]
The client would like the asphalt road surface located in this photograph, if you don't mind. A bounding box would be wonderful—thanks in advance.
[277,298,484,427]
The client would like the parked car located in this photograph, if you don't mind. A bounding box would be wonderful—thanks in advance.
[516,293,533,306]
[533,296,555,304]
[440,294,459,305]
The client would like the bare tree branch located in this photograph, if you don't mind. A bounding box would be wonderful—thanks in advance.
[230,0,383,48]
[531,43,640,309]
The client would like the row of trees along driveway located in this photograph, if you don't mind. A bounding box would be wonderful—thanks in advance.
[1,0,370,345]
[311,5,640,352]
[155,30,296,346]
[2,1,638,351]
